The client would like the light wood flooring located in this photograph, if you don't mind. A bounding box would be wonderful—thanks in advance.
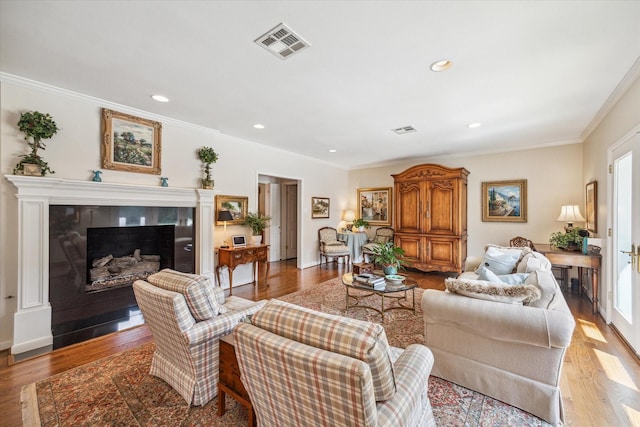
[1,260,639,426]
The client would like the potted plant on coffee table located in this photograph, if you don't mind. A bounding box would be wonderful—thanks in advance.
[243,211,272,244]
[13,111,59,176]
[371,241,406,275]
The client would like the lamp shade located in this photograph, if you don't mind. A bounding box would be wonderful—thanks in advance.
[217,210,234,222]
[557,205,585,223]
[343,209,355,222]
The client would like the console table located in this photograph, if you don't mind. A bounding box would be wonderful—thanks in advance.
[216,244,269,295]
[535,243,601,314]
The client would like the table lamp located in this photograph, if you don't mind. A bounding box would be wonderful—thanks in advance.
[557,205,585,232]
[217,210,234,248]
[343,209,356,231]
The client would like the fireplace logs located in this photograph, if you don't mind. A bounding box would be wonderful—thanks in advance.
[88,250,160,293]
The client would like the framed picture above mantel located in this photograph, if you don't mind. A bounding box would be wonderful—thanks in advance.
[481,179,527,223]
[101,108,162,175]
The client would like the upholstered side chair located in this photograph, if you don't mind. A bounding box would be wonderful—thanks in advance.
[318,226,351,270]
[132,269,266,406]
[362,226,395,263]
[234,299,436,427]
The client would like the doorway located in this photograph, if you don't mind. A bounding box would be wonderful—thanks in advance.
[610,128,640,354]
[258,175,300,266]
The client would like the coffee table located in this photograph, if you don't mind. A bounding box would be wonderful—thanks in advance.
[342,272,417,323]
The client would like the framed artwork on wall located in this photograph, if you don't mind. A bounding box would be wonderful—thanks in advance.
[216,195,248,225]
[357,187,392,226]
[481,179,528,222]
[101,108,162,174]
[585,180,597,233]
[311,197,330,218]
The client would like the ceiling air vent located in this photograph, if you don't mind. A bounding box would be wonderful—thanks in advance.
[392,126,417,135]
[254,23,310,60]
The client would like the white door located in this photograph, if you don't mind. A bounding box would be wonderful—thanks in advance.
[267,183,281,262]
[611,130,640,354]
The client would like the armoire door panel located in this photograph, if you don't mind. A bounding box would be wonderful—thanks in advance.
[395,234,422,263]
[426,180,456,235]
[396,182,422,234]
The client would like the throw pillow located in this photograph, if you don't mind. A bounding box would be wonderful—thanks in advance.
[475,246,522,275]
[445,277,541,304]
[477,267,530,285]
[526,270,561,309]
[147,269,227,321]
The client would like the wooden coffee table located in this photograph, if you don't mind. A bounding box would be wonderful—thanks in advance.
[218,333,255,427]
[342,272,417,323]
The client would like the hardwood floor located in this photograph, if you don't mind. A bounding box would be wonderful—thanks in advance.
[1,260,638,426]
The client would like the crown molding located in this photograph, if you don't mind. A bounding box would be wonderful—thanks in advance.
[0,72,220,135]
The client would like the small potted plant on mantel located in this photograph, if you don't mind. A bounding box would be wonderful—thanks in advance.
[243,211,272,244]
[197,146,219,189]
[352,218,370,232]
[371,241,406,275]
[13,111,59,176]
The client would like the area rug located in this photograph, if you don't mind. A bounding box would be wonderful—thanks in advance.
[21,277,550,426]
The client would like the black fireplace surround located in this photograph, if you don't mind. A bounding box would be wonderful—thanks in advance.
[49,205,195,349]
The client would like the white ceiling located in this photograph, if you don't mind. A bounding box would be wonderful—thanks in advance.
[2,1,639,170]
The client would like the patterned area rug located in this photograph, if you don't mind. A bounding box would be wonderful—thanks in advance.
[21,277,550,426]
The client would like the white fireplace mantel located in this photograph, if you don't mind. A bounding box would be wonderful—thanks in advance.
[5,175,216,357]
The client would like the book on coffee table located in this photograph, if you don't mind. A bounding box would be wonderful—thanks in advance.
[355,273,385,287]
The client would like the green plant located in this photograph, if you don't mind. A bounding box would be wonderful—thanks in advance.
[243,211,271,235]
[549,227,586,250]
[13,111,59,175]
[352,218,370,229]
[196,146,219,187]
[371,241,406,268]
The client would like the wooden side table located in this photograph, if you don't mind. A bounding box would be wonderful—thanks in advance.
[535,243,602,314]
[216,244,269,295]
[218,333,255,427]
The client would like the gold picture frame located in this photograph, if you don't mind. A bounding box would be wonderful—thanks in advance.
[586,180,597,233]
[216,195,248,225]
[481,180,527,222]
[357,187,392,226]
[102,108,162,174]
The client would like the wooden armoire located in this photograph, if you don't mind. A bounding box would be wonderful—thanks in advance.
[392,163,469,273]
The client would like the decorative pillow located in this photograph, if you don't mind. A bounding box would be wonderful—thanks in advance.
[526,270,561,309]
[516,252,552,273]
[250,299,396,401]
[475,246,523,275]
[147,269,227,321]
[477,266,529,285]
[476,266,502,283]
[445,277,541,304]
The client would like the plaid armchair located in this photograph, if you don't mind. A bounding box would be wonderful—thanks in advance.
[132,269,266,406]
[234,299,436,427]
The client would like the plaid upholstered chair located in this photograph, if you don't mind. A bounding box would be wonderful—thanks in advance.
[362,226,395,263]
[132,269,266,406]
[318,226,351,270]
[234,299,436,427]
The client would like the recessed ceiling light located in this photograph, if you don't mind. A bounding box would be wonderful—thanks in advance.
[467,122,482,128]
[328,149,337,153]
[430,60,452,72]
[253,124,265,129]
[151,94,169,102]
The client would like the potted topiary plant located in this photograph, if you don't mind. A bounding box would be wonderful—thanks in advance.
[243,211,272,244]
[197,146,219,189]
[13,111,59,176]
[352,218,370,232]
[371,241,406,275]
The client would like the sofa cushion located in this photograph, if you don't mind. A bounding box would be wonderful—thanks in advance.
[147,269,227,321]
[445,277,541,304]
[516,252,553,273]
[250,299,396,401]
[526,270,562,309]
[476,245,529,275]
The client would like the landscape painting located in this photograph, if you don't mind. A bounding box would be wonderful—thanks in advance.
[482,180,527,222]
[102,108,162,174]
[311,197,330,218]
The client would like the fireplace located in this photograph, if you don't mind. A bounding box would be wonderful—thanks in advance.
[6,175,216,360]
[49,206,194,349]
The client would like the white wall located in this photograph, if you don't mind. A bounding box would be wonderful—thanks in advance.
[0,76,349,350]
[348,143,584,257]
[582,74,640,318]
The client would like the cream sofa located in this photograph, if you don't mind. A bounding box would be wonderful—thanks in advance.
[422,246,575,425]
